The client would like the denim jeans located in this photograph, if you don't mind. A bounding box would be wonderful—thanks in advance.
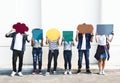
[78,50,90,70]
[12,50,24,72]
[47,50,59,72]
[63,50,72,70]
[32,48,42,70]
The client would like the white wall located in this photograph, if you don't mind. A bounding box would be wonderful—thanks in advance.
[0,0,120,68]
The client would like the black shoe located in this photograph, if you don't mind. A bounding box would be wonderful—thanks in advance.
[86,70,91,74]
[77,70,81,74]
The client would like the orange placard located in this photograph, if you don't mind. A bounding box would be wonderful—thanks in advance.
[77,24,93,33]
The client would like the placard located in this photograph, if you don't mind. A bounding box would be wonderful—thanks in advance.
[63,31,73,43]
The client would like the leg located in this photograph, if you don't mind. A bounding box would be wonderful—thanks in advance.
[18,51,24,72]
[98,59,103,74]
[63,51,68,70]
[12,50,18,72]
[68,51,72,70]
[47,50,53,72]
[84,50,90,70]
[78,50,83,70]
[38,48,42,70]
[32,48,37,70]
[53,50,59,71]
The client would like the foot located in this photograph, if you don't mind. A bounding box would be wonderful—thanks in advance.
[68,71,72,75]
[32,70,37,75]
[45,72,50,76]
[38,69,42,75]
[10,71,16,77]
[102,70,105,75]
[64,71,67,75]
[18,72,23,77]
[53,71,56,74]
[99,71,103,75]
[86,70,92,74]
[77,70,81,74]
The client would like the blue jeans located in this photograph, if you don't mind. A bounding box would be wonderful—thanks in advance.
[78,50,90,70]
[32,48,42,70]
[63,50,72,70]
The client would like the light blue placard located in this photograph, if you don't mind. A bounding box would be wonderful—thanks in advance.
[97,24,113,35]
[32,28,43,41]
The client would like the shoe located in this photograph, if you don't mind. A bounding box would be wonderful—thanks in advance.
[102,70,105,75]
[32,70,36,75]
[86,70,92,74]
[18,72,23,77]
[68,71,72,75]
[99,71,103,75]
[64,71,67,75]
[77,70,81,74]
[45,72,50,76]
[11,71,16,77]
[53,71,56,74]
[39,70,42,75]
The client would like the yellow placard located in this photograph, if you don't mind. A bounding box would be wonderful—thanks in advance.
[46,28,60,41]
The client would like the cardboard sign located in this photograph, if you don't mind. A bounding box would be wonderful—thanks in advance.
[32,28,43,41]
[97,24,113,35]
[46,28,60,41]
[63,31,73,43]
[77,24,93,33]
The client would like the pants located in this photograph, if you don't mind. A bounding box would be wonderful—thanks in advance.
[12,50,24,72]
[63,50,72,70]
[78,50,90,70]
[32,48,42,70]
[47,50,59,72]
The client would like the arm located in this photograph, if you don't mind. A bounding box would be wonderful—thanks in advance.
[31,38,34,47]
[90,33,94,42]
[107,32,114,42]
[41,38,43,46]
[45,37,49,45]
[95,33,98,43]
[75,31,79,42]
[5,29,15,37]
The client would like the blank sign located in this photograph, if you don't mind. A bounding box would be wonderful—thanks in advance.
[97,24,113,35]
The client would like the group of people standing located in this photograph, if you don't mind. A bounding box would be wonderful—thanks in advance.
[5,27,114,77]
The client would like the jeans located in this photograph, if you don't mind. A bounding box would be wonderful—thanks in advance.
[63,50,72,70]
[12,50,24,72]
[47,50,59,72]
[32,48,42,70]
[78,50,90,70]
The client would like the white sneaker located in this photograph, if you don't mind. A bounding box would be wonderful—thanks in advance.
[18,72,23,77]
[45,72,50,76]
[68,71,72,75]
[64,71,67,75]
[11,71,16,77]
[99,71,102,75]
[102,70,105,75]
[53,71,56,74]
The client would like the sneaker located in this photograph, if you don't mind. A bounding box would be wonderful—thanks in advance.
[64,71,67,75]
[45,72,50,76]
[18,72,23,77]
[102,70,105,75]
[32,70,36,75]
[77,70,81,74]
[86,70,92,74]
[39,70,42,75]
[99,71,103,75]
[68,71,72,75]
[53,71,56,74]
[10,71,16,77]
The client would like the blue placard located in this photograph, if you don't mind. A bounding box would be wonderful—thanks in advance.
[32,28,43,41]
[97,24,113,35]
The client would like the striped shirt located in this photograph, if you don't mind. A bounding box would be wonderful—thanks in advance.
[48,39,59,50]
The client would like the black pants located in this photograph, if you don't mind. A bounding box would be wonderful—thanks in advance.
[12,50,24,72]
[64,50,72,70]
[47,50,59,72]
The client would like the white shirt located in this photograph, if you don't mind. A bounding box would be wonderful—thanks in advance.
[63,41,73,50]
[97,35,106,45]
[33,40,42,48]
[81,34,86,50]
[14,33,23,51]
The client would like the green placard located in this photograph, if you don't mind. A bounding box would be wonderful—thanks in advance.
[63,31,73,43]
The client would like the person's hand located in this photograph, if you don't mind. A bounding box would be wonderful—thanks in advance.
[111,32,114,35]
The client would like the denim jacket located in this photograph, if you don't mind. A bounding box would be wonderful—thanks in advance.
[5,32,29,53]
[77,33,92,50]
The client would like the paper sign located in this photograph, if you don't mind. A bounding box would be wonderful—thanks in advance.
[77,24,93,33]
[46,28,60,41]
[97,24,113,35]
[63,31,73,43]
[32,28,43,41]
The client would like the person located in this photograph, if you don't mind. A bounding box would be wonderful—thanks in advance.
[45,37,60,75]
[94,32,114,75]
[5,27,29,77]
[31,37,43,75]
[61,38,74,75]
[75,31,94,74]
